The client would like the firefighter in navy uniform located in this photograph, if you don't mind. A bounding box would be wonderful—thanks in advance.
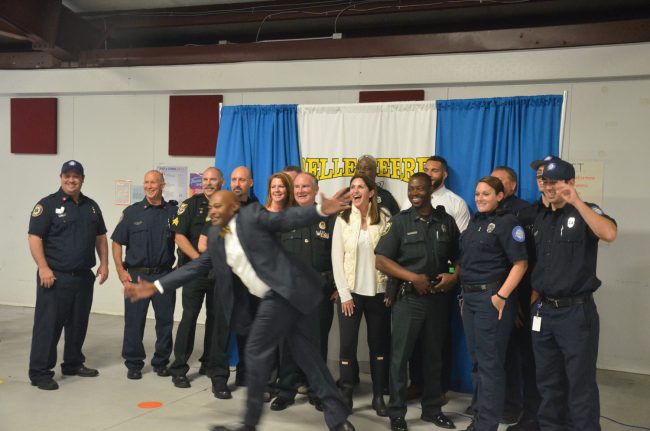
[270,172,337,412]
[27,160,109,390]
[375,172,460,431]
[459,176,528,431]
[531,158,617,431]
[111,170,178,380]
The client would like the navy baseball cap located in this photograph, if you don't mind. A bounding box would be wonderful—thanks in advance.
[542,158,575,181]
[61,160,84,176]
[530,155,559,170]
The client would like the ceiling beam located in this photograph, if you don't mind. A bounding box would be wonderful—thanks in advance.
[0,0,103,61]
[75,18,650,69]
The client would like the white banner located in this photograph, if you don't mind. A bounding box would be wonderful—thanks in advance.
[297,101,437,205]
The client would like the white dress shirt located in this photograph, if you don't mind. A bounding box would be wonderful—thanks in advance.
[155,214,271,298]
[401,185,471,232]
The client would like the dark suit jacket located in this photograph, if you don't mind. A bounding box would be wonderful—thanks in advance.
[158,203,325,334]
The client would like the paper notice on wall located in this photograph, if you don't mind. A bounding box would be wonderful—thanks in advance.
[572,161,604,207]
[189,172,203,197]
[158,166,188,203]
[115,180,132,205]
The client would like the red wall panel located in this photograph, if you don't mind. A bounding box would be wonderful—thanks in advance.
[11,98,58,154]
[169,95,223,156]
[359,90,425,103]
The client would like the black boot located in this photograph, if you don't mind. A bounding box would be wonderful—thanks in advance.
[370,357,388,417]
[339,360,356,410]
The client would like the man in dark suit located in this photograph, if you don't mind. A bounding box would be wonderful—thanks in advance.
[126,189,355,431]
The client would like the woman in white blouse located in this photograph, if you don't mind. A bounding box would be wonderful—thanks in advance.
[332,174,390,417]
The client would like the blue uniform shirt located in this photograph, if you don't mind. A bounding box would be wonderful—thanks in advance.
[459,211,528,284]
[531,202,616,297]
[29,188,107,272]
[111,198,178,269]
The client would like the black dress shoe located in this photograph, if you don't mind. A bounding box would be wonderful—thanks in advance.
[62,365,99,377]
[172,375,191,388]
[212,381,233,399]
[127,369,142,380]
[501,409,522,425]
[31,379,59,390]
[153,366,171,377]
[506,418,540,431]
[308,395,324,411]
[333,420,355,431]
[421,412,455,429]
[270,396,294,411]
[390,417,408,431]
[209,424,256,431]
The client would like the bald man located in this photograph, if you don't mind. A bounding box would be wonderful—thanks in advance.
[111,170,178,379]
[230,166,258,206]
[128,189,355,431]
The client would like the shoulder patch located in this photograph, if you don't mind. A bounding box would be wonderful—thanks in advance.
[512,225,526,243]
[380,221,392,237]
[31,204,44,217]
[590,205,603,216]
[177,203,188,215]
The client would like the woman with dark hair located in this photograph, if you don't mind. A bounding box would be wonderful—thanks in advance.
[459,176,528,431]
[265,172,294,212]
[331,174,390,416]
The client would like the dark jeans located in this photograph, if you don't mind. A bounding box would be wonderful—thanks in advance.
[29,270,95,383]
[337,292,390,385]
[243,292,349,428]
[532,299,600,431]
[462,290,516,431]
[122,270,175,370]
[388,293,448,419]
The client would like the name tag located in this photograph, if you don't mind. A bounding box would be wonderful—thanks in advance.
[532,316,542,332]
[406,231,418,235]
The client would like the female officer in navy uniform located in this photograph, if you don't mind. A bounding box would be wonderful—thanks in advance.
[459,176,528,431]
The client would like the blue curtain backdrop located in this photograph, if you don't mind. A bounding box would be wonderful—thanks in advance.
[214,104,301,365]
[215,105,302,205]
[436,94,563,392]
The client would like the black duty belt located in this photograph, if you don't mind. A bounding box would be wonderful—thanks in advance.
[460,281,501,293]
[53,269,90,277]
[127,267,171,275]
[542,293,593,309]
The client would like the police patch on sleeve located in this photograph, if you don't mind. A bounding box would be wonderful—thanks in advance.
[512,225,526,243]
[380,221,392,237]
[177,203,188,215]
[590,204,604,215]
[31,204,43,217]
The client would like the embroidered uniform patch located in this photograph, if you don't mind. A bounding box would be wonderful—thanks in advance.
[177,203,188,215]
[512,226,526,242]
[31,204,43,217]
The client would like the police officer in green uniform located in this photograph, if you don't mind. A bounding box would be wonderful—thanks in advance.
[168,167,230,397]
[28,160,109,390]
[270,172,336,411]
[375,172,460,431]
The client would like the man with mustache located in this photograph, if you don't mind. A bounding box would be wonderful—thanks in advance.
[168,167,232,399]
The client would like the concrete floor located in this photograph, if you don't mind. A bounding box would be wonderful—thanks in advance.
[1,304,648,431]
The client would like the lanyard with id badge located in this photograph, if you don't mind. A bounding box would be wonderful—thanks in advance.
[532,302,542,332]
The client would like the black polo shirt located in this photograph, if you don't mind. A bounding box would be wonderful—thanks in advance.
[375,206,460,278]
[459,211,528,284]
[171,193,210,265]
[111,198,178,269]
[531,202,616,297]
[28,188,107,272]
